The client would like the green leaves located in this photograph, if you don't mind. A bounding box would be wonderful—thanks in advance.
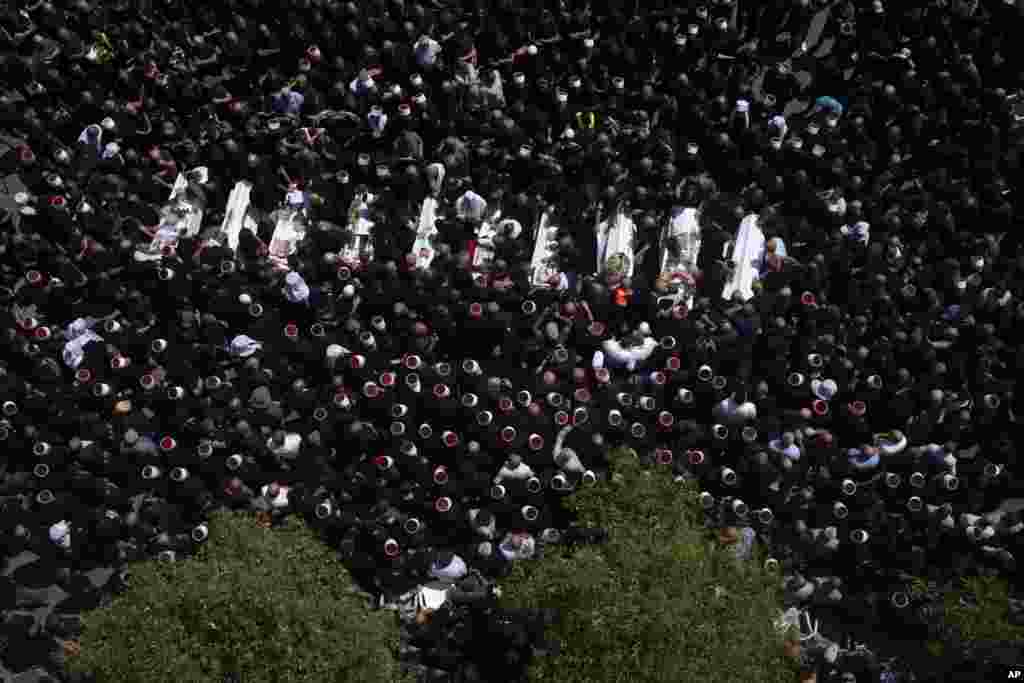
[500,453,797,683]
[68,511,410,683]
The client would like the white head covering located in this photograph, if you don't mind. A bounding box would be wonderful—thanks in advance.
[430,553,468,580]
[65,317,96,339]
[456,190,487,222]
[49,520,72,547]
[368,107,388,133]
[283,271,311,303]
[811,379,838,402]
[62,326,104,368]
[229,335,263,357]
[78,125,103,154]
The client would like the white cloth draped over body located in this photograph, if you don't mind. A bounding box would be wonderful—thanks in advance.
[722,213,765,302]
[136,167,209,261]
[62,317,104,369]
[659,206,702,308]
[411,196,440,269]
[268,188,309,270]
[470,209,507,273]
[341,191,376,265]
[529,208,562,288]
[220,181,256,252]
[597,335,659,370]
[596,209,637,280]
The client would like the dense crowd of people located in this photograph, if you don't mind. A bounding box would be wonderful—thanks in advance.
[2,0,1024,681]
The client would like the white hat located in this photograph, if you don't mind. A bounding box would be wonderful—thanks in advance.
[229,335,262,357]
[811,378,838,402]
[101,117,116,131]
[49,520,71,544]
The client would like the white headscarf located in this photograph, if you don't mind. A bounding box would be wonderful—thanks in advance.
[229,335,263,357]
[456,190,487,222]
[283,271,311,303]
[62,320,104,368]
[78,125,103,154]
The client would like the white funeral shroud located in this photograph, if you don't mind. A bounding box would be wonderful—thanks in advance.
[410,197,440,269]
[135,167,209,262]
[340,190,376,267]
[529,208,561,288]
[596,208,636,280]
[471,209,504,273]
[659,206,703,309]
[722,213,765,302]
[220,181,257,253]
[268,190,309,271]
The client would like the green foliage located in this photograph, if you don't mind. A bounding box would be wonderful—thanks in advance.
[66,510,410,683]
[942,575,1024,644]
[500,447,798,683]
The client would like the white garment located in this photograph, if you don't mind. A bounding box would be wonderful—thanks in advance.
[495,462,534,482]
[229,335,263,357]
[600,336,658,368]
[49,520,71,547]
[260,484,291,509]
[283,272,311,303]
[62,329,104,368]
[415,37,442,67]
[430,554,468,580]
[268,433,302,458]
[722,213,765,302]
[556,449,585,473]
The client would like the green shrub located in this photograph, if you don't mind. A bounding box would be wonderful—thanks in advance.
[500,447,798,683]
[66,510,410,683]
[942,575,1024,644]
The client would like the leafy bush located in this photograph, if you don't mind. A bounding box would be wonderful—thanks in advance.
[500,448,798,683]
[66,510,410,683]
[941,575,1024,644]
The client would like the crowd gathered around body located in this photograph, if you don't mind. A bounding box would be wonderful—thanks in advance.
[3,0,1024,681]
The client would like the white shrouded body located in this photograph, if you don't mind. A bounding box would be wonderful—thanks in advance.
[136,167,209,262]
[410,197,440,269]
[529,207,563,288]
[268,192,309,272]
[220,180,257,252]
[340,190,377,267]
[596,205,636,282]
[658,206,702,309]
[722,212,764,301]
